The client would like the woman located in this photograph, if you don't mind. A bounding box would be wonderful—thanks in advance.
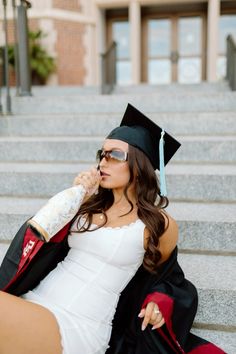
[0,104,224,354]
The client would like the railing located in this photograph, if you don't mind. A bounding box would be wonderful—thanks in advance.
[1,0,12,114]
[226,35,236,91]
[0,48,3,114]
[101,41,117,95]
[0,0,32,115]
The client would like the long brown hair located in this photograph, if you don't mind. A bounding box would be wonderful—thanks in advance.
[73,145,169,273]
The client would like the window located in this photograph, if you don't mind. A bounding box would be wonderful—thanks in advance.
[112,21,131,85]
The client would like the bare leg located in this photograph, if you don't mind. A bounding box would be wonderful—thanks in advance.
[0,291,62,354]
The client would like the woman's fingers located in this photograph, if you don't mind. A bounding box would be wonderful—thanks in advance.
[151,317,165,330]
[140,303,155,331]
[138,308,145,318]
[138,302,165,331]
[73,167,101,196]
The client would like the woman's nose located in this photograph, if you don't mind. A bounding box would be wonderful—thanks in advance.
[98,157,107,168]
[99,161,106,168]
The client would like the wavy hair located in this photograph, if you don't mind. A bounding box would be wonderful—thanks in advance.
[73,145,169,273]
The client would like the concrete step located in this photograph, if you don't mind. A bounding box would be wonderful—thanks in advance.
[1,111,236,137]
[178,254,236,328]
[0,162,235,202]
[0,243,10,266]
[32,85,101,96]
[0,197,46,242]
[114,81,231,94]
[10,92,236,114]
[191,328,235,354]
[1,83,234,354]
[2,85,101,97]
[166,164,236,202]
[0,136,235,163]
[168,201,236,254]
[5,82,230,97]
[0,197,235,255]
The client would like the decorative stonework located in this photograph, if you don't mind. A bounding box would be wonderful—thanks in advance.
[53,0,82,13]
[30,0,53,10]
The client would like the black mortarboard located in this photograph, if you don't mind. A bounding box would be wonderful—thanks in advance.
[106,103,181,196]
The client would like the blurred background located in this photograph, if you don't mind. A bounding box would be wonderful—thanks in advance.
[0,0,236,89]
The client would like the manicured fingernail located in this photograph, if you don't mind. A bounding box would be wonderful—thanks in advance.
[151,326,156,330]
[141,324,146,331]
[138,312,142,317]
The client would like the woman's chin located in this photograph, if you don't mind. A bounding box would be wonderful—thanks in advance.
[100,180,112,188]
[100,180,120,190]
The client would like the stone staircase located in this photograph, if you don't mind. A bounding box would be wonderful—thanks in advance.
[0,82,235,353]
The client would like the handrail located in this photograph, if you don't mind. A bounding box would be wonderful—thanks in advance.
[0,47,3,114]
[226,35,236,91]
[2,0,12,114]
[0,0,32,115]
[101,41,117,95]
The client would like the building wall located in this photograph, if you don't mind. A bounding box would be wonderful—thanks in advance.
[28,0,88,85]
[1,0,236,86]
[54,20,86,84]
[0,0,90,86]
[94,0,236,85]
[52,0,82,12]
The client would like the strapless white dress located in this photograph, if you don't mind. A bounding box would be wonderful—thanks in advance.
[22,217,146,354]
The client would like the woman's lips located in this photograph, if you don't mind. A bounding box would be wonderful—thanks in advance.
[100,171,110,176]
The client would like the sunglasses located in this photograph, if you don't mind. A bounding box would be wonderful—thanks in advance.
[96,149,128,163]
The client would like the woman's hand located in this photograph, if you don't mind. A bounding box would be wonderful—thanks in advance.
[138,301,165,331]
[73,167,101,199]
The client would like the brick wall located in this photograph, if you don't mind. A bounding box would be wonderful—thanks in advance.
[53,0,81,12]
[1,9,87,86]
[54,20,86,85]
[29,19,41,33]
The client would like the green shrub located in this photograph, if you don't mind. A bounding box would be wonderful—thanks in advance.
[7,29,56,84]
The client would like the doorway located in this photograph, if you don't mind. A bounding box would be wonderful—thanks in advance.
[142,14,206,84]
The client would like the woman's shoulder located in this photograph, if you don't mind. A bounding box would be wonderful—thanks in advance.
[160,210,178,233]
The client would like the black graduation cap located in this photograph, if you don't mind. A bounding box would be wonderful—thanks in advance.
[107,103,181,170]
[106,103,181,196]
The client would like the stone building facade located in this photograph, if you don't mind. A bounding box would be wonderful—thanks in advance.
[1,0,236,86]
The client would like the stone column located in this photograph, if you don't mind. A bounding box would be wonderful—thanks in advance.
[129,0,141,84]
[82,0,97,86]
[207,0,220,81]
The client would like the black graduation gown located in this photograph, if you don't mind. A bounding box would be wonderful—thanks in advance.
[0,221,225,354]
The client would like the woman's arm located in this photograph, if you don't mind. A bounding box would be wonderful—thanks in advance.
[158,212,179,263]
[141,212,178,330]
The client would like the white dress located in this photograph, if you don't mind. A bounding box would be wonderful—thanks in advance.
[21,216,146,354]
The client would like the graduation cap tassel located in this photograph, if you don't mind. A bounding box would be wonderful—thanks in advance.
[159,130,167,197]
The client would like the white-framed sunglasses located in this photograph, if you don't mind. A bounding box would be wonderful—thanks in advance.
[96,149,128,163]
